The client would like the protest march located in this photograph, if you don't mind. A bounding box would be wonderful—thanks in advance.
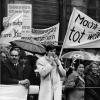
[1,1,100,100]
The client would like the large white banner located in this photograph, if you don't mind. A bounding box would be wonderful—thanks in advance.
[0,85,28,100]
[63,8,100,48]
[8,4,32,36]
[30,23,59,45]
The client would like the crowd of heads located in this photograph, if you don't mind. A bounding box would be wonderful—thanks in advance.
[1,45,100,87]
[1,45,100,100]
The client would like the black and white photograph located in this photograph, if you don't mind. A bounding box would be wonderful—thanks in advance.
[1,0,100,100]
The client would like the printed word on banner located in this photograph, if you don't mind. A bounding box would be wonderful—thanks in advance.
[63,8,100,48]
[0,85,28,100]
[8,4,32,36]
[0,25,21,45]
[31,24,59,45]
[2,13,23,38]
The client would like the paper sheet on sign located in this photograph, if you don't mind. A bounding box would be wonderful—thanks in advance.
[8,4,32,35]
[0,85,28,100]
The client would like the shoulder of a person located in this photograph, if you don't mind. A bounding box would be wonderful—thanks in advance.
[71,71,78,76]
[1,59,11,69]
[2,59,10,65]
[37,56,45,63]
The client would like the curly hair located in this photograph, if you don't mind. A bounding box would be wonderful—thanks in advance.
[85,61,99,75]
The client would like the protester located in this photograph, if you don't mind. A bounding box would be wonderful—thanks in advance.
[98,64,100,75]
[85,61,100,87]
[64,56,85,88]
[26,54,40,85]
[85,61,100,100]
[36,45,66,100]
[75,64,85,87]
[1,48,31,88]
[0,51,8,62]
[27,54,40,100]
[64,57,78,88]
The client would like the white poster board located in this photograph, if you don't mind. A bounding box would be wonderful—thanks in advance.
[8,4,32,36]
[0,85,28,100]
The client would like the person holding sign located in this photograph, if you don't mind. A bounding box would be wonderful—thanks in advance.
[36,45,66,100]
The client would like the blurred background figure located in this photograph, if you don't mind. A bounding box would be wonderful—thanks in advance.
[19,51,39,100]
[64,55,85,88]
[75,64,85,87]
[77,64,84,77]
[85,61,100,100]
[85,61,100,87]
[0,51,8,62]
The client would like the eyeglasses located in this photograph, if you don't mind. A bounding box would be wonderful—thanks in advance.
[11,55,19,57]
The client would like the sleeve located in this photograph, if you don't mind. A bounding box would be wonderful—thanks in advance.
[36,58,53,77]
[66,67,73,77]
[57,59,66,77]
[85,75,93,87]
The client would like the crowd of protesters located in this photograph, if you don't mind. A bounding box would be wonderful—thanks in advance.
[0,45,100,100]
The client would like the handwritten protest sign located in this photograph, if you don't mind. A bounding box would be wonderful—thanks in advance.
[0,85,28,100]
[8,4,32,36]
[63,8,100,48]
[3,13,23,29]
[0,26,21,45]
[29,23,59,45]
[0,13,23,45]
